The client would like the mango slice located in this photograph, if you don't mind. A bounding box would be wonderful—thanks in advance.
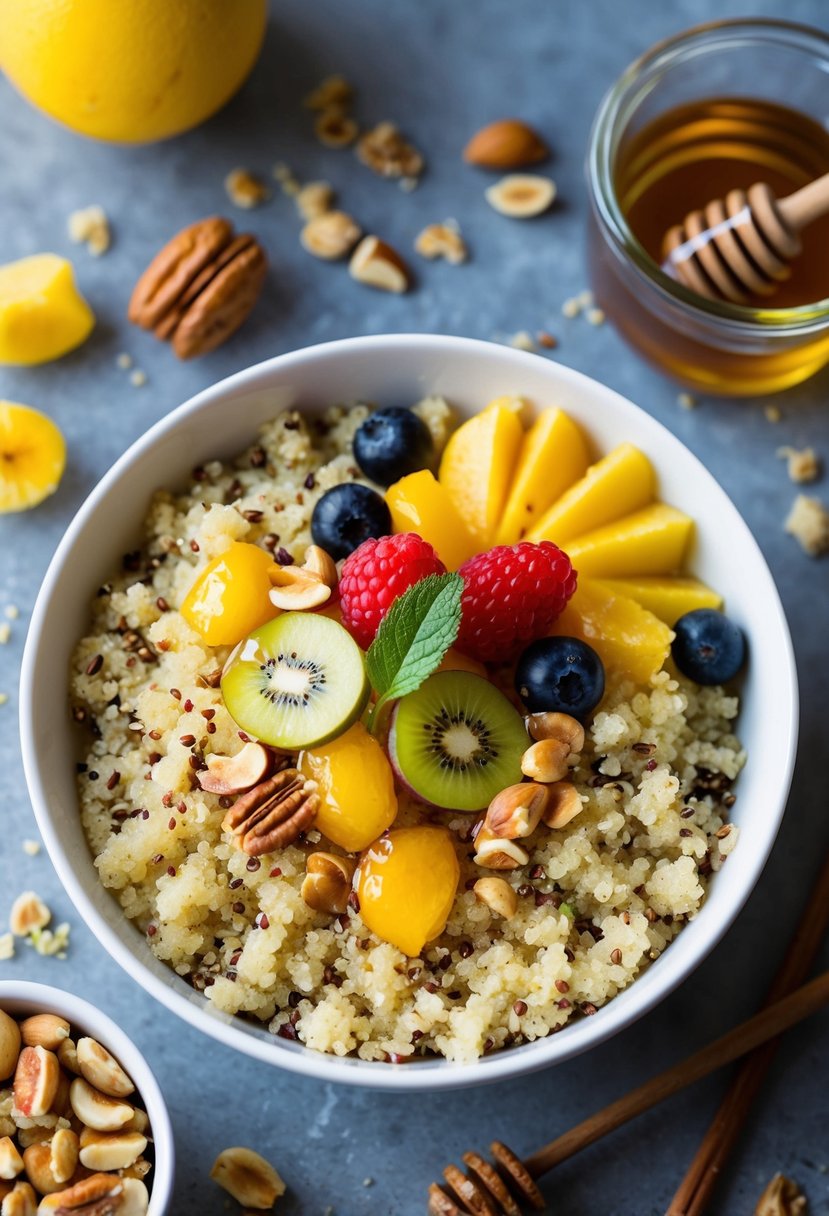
[181,541,278,646]
[494,407,590,545]
[439,400,523,547]
[0,254,94,366]
[299,722,397,853]
[593,576,722,626]
[385,469,478,570]
[565,504,694,578]
[357,826,460,956]
[528,443,655,547]
[551,579,673,685]
[0,401,66,513]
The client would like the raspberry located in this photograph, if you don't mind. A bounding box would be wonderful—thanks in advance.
[339,533,447,649]
[456,541,577,662]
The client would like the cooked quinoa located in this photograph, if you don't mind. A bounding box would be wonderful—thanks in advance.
[71,400,745,1064]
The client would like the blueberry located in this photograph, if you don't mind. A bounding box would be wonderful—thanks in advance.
[353,407,433,487]
[671,609,746,685]
[311,483,391,561]
[515,637,605,720]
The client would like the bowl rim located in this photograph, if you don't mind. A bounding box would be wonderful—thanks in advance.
[20,333,799,1091]
[0,979,174,1214]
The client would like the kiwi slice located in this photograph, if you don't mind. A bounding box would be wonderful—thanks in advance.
[389,671,527,812]
[221,612,369,750]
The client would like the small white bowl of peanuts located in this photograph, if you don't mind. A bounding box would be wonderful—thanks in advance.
[0,981,173,1216]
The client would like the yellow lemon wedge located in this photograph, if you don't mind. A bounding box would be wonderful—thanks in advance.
[0,402,66,513]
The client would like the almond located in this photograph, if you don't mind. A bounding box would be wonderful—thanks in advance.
[485,174,556,218]
[349,236,411,294]
[464,119,549,169]
[19,1015,69,1052]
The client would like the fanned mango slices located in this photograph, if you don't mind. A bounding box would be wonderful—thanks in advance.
[565,504,694,578]
[438,400,523,546]
[593,576,722,626]
[494,407,589,545]
[528,442,655,547]
[385,469,478,570]
[551,579,674,685]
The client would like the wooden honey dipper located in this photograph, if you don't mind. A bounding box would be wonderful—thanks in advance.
[662,171,829,304]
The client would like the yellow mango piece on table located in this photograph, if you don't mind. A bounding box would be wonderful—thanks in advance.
[551,579,673,685]
[0,254,94,365]
[494,407,590,545]
[180,541,278,646]
[0,401,66,513]
[356,826,460,957]
[528,442,655,547]
[438,400,523,547]
[593,576,722,626]
[565,504,694,578]
[385,469,478,570]
[299,722,397,853]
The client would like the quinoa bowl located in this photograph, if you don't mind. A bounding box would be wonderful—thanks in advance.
[21,335,798,1090]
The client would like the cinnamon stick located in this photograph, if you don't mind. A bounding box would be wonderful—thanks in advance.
[522,969,829,1180]
[666,851,829,1216]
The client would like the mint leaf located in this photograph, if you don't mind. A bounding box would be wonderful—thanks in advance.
[366,572,463,730]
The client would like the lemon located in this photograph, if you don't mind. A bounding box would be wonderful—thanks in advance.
[0,402,66,513]
[0,0,267,143]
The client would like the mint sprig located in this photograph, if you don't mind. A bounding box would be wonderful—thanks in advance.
[365,572,463,732]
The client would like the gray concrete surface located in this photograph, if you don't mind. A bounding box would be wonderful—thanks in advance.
[1,1,828,1212]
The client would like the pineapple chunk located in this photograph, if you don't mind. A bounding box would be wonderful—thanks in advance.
[528,443,655,546]
[565,504,694,577]
[438,400,523,546]
[551,579,673,684]
[593,576,722,626]
[495,407,590,545]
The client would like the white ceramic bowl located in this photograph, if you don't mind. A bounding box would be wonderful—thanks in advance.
[21,335,798,1091]
[0,980,174,1213]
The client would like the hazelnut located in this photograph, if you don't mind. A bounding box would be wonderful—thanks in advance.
[210,1146,286,1210]
[542,782,584,830]
[520,738,571,783]
[301,853,356,916]
[473,877,518,920]
[485,173,556,218]
[484,783,549,839]
[526,711,585,754]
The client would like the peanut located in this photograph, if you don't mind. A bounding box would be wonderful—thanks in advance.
[0,1014,20,1083]
[210,1146,286,1209]
[76,1039,134,1099]
[49,1129,79,1184]
[473,877,518,920]
[520,738,571,783]
[68,1079,133,1132]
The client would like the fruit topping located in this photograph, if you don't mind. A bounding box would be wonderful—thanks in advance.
[671,609,746,685]
[0,254,94,366]
[180,540,278,647]
[515,636,605,719]
[592,576,723,626]
[494,407,589,545]
[438,399,523,546]
[299,721,397,852]
[221,612,369,750]
[353,406,434,486]
[310,482,392,561]
[0,401,66,513]
[564,503,694,577]
[388,670,527,811]
[455,540,576,662]
[385,469,478,569]
[356,825,460,956]
[528,442,655,546]
[339,532,447,650]
[551,580,673,685]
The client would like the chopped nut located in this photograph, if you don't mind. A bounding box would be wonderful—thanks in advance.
[224,169,269,210]
[315,108,359,149]
[210,1146,286,1210]
[303,74,353,111]
[542,781,584,830]
[474,834,529,871]
[0,1012,21,1081]
[129,369,147,388]
[222,770,320,856]
[78,1127,146,1172]
[21,1142,64,1196]
[349,236,411,293]
[777,445,820,484]
[19,1016,70,1052]
[677,391,696,410]
[295,181,335,222]
[198,742,273,797]
[301,853,356,916]
[0,935,13,962]
[49,1128,79,1184]
[300,211,362,261]
[485,174,556,218]
[38,1175,148,1215]
[537,331,557,349]
[68,1077,133,1132]
[508,331,535,352]
[56,1039,78,1075]
[67,205,111,256]
[116,352,133,371]
[463,119,549,169]
[1,1180,36,1216]
[13,1047,59,1118]
[765,404,782,424]
[585,307,605,326]
[755,1173,807,1215]
[526,711,585,753]
[785,493,829,556]
[0,625,9,645]
[473,877,517,919]
[356,122,424,179]
[414,223,468,265]
[484,783,549,839]
[521,738,571,783]
[9,893,50,938]
[76,1038,134,1099]
[0,1137,23,1180]
[269,544,338,609]
[561,296,582,318]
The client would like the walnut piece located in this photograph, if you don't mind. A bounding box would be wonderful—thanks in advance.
[415,223,467,265]
[210,1146,286,1210]
[356,122,424,179]
[314,109,359,148]
[755,1173,807,1215]
[785,493,829,557]
[303,75,353,111]
[222,770,320,856]
[67,205,111,256]
[295,181,335,222]
[224,169,270,210]
[777,445,820,484]
[300,211,362,262]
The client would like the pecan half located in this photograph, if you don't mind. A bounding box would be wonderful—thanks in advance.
[222,769,319,856]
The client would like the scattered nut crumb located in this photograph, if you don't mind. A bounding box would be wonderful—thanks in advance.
[765,404,782,424]
[356,122,424,179]
[5,605,19,620]
[301,211,362,261]
[577,289,594,309]
[10,891,50,937]
[561,296,582,318]
[777,446,821,484]
[224,168,269,209]
[272,162,293,182]
[29,923,70,959]
[116,352,133,371]
[362,1178,374,1188]
[315,109,359,149]
[22,840,41,857]
[295,181,335,222]
[0,934,13,962]
[414,222,468,264]
[508,331,536,352]
[130,369,147,388]
[0,624,10,645]
[585,307,605,326]
[67,204,111,256]
[537,331,557,349]
[785,493,829,556]
[281,177,301,198]
[0,694,8,707]
[211,1146,286,1208]
[677,392,696,410]
[399,176,419,193]
[303,74,353,111]
[755,1173,807,1215]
